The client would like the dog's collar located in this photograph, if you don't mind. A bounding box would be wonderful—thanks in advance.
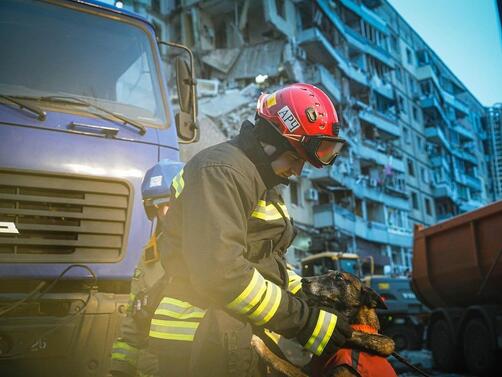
[351,324,378,334]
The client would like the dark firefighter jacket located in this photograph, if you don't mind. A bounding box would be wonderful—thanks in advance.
[151,121,309,345]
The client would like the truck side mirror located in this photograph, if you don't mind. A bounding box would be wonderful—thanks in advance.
[158,40,199,143]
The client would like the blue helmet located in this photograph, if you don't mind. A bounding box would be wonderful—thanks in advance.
[141,160,184,220]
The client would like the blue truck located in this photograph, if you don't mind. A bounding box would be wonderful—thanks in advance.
[0,1,197,375]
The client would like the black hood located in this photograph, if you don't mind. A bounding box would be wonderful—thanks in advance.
[230,121,289,189]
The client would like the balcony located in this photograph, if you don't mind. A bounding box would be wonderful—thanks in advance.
[297,28,348,70]
[453,123,474,141]
[433,183,459,202]
[451,146,478,164]
[358,141,405,172]
[305,64,342,102]
[313,204,412,247]
[359,108,400,137]
[316,0,393,68]
[460,173,482,191]
[361,0,383,9]
[430,155,450,173]
[425,126,450,151]
[339,0,388,33]
[443,91,469,116]
[343,27,394,68]
[369,75,394,99]
[459,199,484,213]
[415,65,442,90]
[420,95,450,125]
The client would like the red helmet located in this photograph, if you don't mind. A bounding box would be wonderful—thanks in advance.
[256,83,345,168]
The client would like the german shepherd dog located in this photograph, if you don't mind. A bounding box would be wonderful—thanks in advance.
[251,270,396,377]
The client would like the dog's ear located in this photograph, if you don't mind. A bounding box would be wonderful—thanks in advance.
[361,286,387,310]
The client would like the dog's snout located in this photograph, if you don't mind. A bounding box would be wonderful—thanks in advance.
[301,278,310,284]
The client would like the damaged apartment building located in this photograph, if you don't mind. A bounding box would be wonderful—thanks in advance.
[114,0,495,274]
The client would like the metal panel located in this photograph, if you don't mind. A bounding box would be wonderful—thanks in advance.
[0,169,130,262]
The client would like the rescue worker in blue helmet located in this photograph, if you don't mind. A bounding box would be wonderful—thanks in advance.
[148,84,352,376]
[110,160,184,377]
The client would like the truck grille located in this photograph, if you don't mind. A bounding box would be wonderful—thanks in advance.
[0,170,131,262]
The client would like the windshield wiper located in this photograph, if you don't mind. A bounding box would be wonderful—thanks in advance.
[0,95,46,121]
[39,95,146,135]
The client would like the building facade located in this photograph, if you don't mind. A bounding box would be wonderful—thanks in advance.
[486,104,502,201]
[111,0,497,274]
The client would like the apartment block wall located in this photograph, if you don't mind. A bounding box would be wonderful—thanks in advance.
[117,0,496,273]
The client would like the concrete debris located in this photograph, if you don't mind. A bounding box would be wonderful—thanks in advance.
[201,48,241,74]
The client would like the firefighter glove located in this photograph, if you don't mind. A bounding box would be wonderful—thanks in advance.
[297,307,352,356]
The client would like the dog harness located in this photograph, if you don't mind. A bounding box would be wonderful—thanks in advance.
[321,325,397,377]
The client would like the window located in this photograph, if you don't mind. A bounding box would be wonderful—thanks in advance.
[407,158,415,177]
[403,127,411,144]
[398,95,407,114]
[406,47,413,65]
[408,75,417,95]
[411,192,419,210]
[421,167,429,183]
[425,198,432,215]
[395,67,402,83]
[390,35,399,52]
[416,135,422,150]
[412,106,419,121]
[290,181,299,205]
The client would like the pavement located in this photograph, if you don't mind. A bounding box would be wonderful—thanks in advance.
[390,350,474,377]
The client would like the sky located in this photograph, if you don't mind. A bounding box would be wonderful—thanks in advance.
[387,0,502,106]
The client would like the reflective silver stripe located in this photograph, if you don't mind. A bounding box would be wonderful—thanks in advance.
[304,310,338,356]
[248,280,282,325]
[149,319,199,341]
[227,269,267,315]
[155,297,206,319]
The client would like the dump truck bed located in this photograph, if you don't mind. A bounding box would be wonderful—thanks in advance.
[412,200,502,309]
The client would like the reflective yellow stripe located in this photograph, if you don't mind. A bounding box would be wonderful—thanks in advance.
[251,200,290,221]
[287,270,302,294]
[304,310,338,356]
[172,168,185,198]
[111,340,138,364]
[278,203,290,218]
[227,269,267,315]
[248,281,282,325]
[149,319,199,341]
[113,341,137,352]
[264,329,281,345]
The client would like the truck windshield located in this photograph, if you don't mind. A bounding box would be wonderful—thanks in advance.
[0,0,168,128]
[339,258,360,276]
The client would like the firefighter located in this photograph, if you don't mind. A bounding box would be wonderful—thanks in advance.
[110,160,184,377]
[149,83,351,376]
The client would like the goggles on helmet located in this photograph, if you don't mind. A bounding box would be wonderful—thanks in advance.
[284,134,346,166]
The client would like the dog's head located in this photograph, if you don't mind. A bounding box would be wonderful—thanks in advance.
[301,271,387,319]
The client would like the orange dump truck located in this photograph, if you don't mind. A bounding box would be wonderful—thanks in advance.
[412,200,502,376]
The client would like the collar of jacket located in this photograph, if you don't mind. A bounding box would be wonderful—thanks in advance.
[231,121,289,189]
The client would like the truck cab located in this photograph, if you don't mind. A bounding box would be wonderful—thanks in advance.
[301,251,362,277]
[0,1,196,375]
[363,275,428,351]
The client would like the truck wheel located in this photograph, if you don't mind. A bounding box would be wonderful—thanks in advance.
[463,318,496,376]
[430,318,460,372]
[383,324,420,351]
